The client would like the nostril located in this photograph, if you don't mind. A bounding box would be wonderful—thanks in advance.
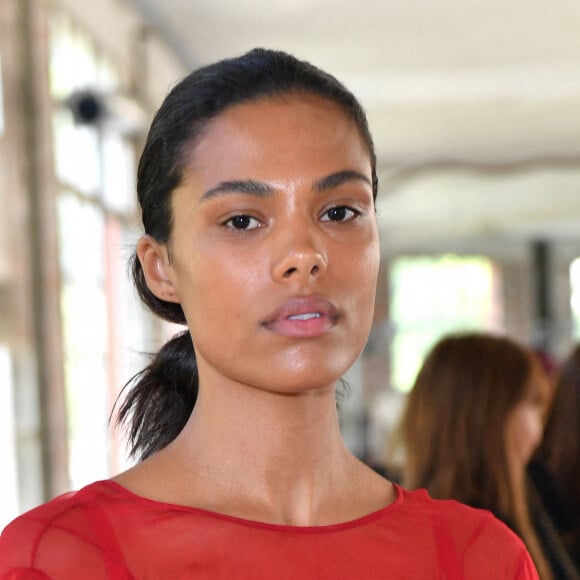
[283,264,320,278]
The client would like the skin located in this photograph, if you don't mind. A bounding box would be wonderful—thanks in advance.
[115,94,393,525]
[505,373,549,470]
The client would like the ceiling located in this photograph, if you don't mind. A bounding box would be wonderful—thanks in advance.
[132,0,580,257]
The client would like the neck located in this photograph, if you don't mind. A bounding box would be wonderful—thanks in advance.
[116,368,393,526]
[164,373,359,524]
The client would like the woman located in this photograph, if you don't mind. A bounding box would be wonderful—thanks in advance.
[530,344,580,573]
[397,332,556,578]
[0,49,537,578]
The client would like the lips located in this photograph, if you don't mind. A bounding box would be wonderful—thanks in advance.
[262,297,340,338]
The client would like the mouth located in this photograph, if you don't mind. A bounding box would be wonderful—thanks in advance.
[287,312,322,321]
[262,297,339,338]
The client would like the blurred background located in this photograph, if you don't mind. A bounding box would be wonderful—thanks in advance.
[1,0,579,530]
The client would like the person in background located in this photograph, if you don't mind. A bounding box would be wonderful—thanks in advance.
[396,332,567,579]
[0,50,538,578]
[529,344,580,575]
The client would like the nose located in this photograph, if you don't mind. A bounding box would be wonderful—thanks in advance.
[271,231,328,283]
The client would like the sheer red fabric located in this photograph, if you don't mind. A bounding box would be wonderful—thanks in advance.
[0,481,538,579]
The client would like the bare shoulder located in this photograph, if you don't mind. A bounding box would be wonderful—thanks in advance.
[339,457,397,517]
[113,451,178,502]
[112,447,207,508]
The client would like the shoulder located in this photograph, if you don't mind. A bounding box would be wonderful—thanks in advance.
[1,480,116,538]
[396,484,514,535]
[393,485,539,579]
[0,481,128,578]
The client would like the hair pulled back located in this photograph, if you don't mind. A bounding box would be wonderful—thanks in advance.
[117,48,378,460]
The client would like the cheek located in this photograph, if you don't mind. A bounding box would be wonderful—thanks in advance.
[506,405,544,466]
[359,241,381,312]
[187,270,251,334]
[345,233,380,288]
[337,242,379,318]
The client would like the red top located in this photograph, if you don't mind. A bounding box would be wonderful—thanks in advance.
[0,481,538,579]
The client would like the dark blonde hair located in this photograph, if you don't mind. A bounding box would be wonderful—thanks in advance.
[398,332,551,578]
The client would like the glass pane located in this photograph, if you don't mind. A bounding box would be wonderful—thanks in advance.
[57,193,110,487]
[102,132,136,214]
[49,12,100,99]
[390,255,502,392]
[61,285,109,487]
[50,9,120,97]
[0,345,18,530]
[52,109,101,195]
[57,193,104,281]
[570,257,580,339]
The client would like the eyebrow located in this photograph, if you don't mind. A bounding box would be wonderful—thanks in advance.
[200,170,372,201]
[201,180,274,200]
[313,170,372,192]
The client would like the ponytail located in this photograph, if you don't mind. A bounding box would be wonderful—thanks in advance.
[116,329,198,460]
[114,254,198,460]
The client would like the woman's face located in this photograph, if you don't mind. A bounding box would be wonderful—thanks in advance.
[148,94,380,395]
[504,369,550,468]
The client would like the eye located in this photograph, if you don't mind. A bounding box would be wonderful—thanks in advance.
[320,206,360,223]
[224,214,262,231]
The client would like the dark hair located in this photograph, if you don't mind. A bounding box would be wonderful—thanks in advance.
[534,344,580,511]
[116,48,378,460]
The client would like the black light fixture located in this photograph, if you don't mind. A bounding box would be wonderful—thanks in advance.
[64,88,147,136]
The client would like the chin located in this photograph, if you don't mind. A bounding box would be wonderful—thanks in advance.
[275,356,358,392]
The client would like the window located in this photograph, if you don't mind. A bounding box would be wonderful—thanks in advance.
[390,255,502,392]
[570,257,580,340]
[49,11,151,487]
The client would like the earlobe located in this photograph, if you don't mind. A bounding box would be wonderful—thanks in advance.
[137,235,180,303]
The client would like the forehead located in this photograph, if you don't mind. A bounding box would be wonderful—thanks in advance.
[180,94,371,186]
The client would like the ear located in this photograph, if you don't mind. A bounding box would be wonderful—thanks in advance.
[137,235,180,303]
